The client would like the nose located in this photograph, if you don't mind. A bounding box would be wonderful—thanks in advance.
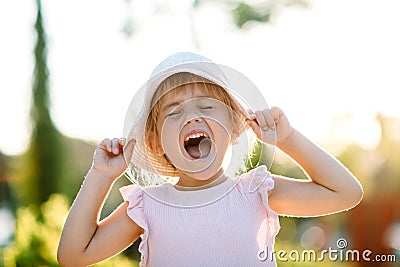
[186,117,203,124]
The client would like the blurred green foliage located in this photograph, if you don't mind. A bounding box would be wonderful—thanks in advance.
[1,194,137,267]
[231,0,311,28]
[245,140,308,180]
[16,0,63,209]
[121,0,310,39]
[233,2,271,28]
[11,0,97,210]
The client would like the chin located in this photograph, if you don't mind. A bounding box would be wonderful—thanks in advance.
[193,170,223,181]
[177,164,225,181]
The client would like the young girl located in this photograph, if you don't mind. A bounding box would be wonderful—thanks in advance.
[57,52,363,267]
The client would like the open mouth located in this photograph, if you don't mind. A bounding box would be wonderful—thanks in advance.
[183,131,212,159]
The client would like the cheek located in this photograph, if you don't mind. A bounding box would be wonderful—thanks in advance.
[158,119,180,152]
[208,112,235,139]
[207,119,233,146]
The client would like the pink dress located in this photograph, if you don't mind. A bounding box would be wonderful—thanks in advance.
[120,165,280,267]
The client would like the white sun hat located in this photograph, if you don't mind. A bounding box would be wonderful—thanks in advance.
[123,52,271,179]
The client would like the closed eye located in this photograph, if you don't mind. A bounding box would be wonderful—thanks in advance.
[200,106,213,110]
[166,110,181,117]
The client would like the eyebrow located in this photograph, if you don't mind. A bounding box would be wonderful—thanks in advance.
[162,101,180,112]
[161,95,210,113]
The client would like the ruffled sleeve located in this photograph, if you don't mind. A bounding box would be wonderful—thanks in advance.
[240,166,281,240]
[119,185,149,267]
[255,166,281,240]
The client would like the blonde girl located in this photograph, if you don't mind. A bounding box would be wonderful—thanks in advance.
[58,52,363,267]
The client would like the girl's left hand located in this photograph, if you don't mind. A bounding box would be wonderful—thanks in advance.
[246,106,294,145]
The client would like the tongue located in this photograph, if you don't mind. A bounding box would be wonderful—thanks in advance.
[187,138,211,159]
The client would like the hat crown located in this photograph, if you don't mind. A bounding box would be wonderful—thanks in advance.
[151,52,213,78]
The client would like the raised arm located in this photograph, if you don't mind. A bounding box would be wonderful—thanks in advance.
[57,138,143,266]
[247,107,363,217]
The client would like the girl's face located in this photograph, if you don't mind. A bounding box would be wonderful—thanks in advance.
[155,84,236,180]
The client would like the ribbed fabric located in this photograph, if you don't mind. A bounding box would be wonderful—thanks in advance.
[120,165,280,267]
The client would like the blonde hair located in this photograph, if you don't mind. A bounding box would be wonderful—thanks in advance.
[144,72,248,174]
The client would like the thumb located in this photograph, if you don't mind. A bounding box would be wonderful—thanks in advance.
[123,138,136,166]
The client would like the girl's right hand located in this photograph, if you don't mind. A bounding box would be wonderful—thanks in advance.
[91,138,136,181]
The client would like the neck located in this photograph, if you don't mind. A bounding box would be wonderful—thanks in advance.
[175,168,227,190]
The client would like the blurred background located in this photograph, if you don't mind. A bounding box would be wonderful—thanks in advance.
[0,0,399,266]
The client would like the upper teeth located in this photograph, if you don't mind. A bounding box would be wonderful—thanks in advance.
[185,133,208,142]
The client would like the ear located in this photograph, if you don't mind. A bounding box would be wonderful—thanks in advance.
[147,131,165,156]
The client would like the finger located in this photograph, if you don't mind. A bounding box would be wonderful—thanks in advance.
[101,138,112,153]
[255,110,268,131]
[262,109,275,130]
[118,137,126,147]
[111,138,120,154]
[270,106,283,124]
[246,109,256,120]
[123,139,136,165]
